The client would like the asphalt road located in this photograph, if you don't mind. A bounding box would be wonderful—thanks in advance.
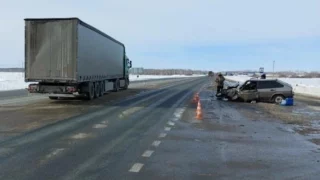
[0,77,207,180]
[0,77,320,179]
[0,77,199,141]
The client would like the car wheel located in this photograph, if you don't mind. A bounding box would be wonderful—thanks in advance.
[49,96,58,100]
[231,94,238,100]
[273,95,285,104]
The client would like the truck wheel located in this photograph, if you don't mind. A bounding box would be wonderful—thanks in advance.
[113,79,120,92]
[94,82,100,98]
[86,82,95,100]
[123,79,129,90]
[99,81,104,96]
[49,96,58,100]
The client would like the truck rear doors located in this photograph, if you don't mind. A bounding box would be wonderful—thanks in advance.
[25,19,77,82]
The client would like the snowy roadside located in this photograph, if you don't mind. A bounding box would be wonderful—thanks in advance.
[225,75,320,98]
[223,75,320,145]
[0,72,204,91]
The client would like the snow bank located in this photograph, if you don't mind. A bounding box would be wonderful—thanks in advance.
[225,75,320,98]
[0,72,31,91]
[0,72,203,91]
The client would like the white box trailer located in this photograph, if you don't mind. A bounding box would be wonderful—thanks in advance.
[25,18,132,100]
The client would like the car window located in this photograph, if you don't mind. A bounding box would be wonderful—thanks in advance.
[258,81,284,89]
[242,81,257,90]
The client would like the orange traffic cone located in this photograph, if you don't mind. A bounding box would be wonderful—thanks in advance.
[195,101,203,120]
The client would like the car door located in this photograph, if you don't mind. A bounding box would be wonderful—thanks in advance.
[257,80,282,101]
[238,81,258,102]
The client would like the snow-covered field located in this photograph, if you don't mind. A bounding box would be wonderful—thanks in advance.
[225,75,320,98]
[0,72,28,91]
[0,72,203,91]
[129,74,203,81]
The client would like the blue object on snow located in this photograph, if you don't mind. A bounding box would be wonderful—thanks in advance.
[280,98,294,106]
[286,98,294,105]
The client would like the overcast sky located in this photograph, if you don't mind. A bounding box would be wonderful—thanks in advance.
[1,0,319,71]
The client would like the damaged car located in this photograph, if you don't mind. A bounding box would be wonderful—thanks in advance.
[219,79,294,103]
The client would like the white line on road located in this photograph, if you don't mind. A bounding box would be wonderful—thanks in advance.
[167,121,175,126]
[142,150,154,157]
[164,127,171,131]
[172,107,186,121]
[129,163,144,172]
[158,133,167,138]
[70,133,92,139]
[46,148,65,159]
[152,140,161,147]
[92,124,108,129]
[171,117,179,121]
[101,120,109,124]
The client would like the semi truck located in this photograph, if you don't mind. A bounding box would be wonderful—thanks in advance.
[24,18,132,100]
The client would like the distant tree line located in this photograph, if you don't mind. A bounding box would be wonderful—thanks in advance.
[130,68,207,75]
[277,71,320,78]
[0,68,24,72]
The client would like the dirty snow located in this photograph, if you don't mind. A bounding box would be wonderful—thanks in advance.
[0,72,204,91]
[225,75,320,98]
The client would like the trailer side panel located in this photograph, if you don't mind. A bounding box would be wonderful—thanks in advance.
[77,23,125,82]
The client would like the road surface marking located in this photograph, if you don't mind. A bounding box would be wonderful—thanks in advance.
[92,124,108,129]
[167,121,175,126]
[164,127,171,131]
[70,133,92,139]
[159,133,167,138]
[119,107,144,118]
[46,148,65,159]
[172,107,186,121]
[142,150,154,157]
[152,140,161,147]
[101,120,109,124]
[172,117,179,121]
[129,163,144,172]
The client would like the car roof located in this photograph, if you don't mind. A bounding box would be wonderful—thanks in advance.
[248,79,292,87]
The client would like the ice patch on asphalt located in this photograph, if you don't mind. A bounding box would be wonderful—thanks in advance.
[277,126,296,133]
[292,108,320,116]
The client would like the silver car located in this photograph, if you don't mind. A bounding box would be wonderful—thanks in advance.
[237,79,294,103]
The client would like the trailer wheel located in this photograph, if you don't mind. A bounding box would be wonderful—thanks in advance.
[49,96,58,100]
[113,79,120,92]
[99,81,104,96]
[86,82,95,100]
[94,82,100,98]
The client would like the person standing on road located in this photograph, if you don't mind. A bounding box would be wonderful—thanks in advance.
[215,73,225,95]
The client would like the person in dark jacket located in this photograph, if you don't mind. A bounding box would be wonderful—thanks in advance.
[260,73,266,79]
[215,73,225,95]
